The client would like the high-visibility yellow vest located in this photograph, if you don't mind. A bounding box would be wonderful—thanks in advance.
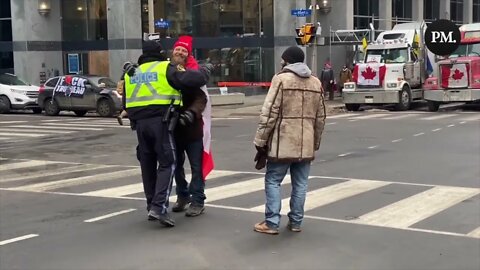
[124,61,182,108]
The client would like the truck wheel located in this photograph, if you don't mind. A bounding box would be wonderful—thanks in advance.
[74,110,88,117]
[345,104,361,111]
[427,101,440,112]
[32,108,42,114]
[97,98,114,117]
[395,86,412,111]
[0,96,11,114]
[44,98,60,116]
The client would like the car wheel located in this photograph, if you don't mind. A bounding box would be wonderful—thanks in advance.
[96,98,115,117]
[32,108,42,114]
[345,104,361,111]
[427,101,440,112]
[394,85,411,111]
[0,96,11,114]
[44,98,60,116]
[74,110,88,117]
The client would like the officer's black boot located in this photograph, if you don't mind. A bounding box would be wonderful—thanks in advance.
[148,210,175,227]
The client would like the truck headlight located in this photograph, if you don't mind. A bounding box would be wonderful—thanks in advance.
[10,89,27,95]
[386,83,398,88]
[343,83,355,91]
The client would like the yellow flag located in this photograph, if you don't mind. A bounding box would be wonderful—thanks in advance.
[362,36,368,52]
[413,30,420,56]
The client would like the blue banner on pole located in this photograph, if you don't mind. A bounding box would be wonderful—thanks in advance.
[291,9,312,17]
[154,19,170,29]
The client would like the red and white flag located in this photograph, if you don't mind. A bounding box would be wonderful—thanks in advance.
[357,64,381,86]
[441,64,469,88]
[200,85,214,180]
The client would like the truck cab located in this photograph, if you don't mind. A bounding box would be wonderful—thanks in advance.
[423,23,480,111]
[343,22,430,111]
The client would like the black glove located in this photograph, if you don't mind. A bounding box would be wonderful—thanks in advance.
[201,63,215,75]
[254,145,268,170]
[178,110,196,126]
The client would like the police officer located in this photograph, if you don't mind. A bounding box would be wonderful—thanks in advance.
[123,40,210,227]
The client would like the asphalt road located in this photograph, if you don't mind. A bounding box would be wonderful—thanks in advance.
[0,108,479,270]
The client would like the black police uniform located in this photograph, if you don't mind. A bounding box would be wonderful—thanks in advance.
[123,41,209,226]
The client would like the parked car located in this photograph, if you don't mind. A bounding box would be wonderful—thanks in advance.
[38,75,122,117]
[0,73,41,114]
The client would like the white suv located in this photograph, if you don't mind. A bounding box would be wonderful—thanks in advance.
[0,73,42,114]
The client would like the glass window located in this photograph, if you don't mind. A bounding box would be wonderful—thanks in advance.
[45,77,60,87]
[450,0,463,24]
[0,73,28,86]
[0,0,11,19]
[62,0,107,41]
[354,0,379,29]
[392,0,412,21]
[365,48,409,63]
[0,52,14,72]
[474,0,480,23]
[147,0,266,38]
[0,20,12,41]
[424,0,440,22]
[91,77,116,88]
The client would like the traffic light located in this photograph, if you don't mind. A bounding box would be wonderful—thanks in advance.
[295,23,316,46]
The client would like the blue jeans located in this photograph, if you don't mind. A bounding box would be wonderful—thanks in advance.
[264,161,311,229]
[175,138,206,206]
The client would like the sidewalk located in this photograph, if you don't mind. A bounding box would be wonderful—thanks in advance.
[211,94,346,118]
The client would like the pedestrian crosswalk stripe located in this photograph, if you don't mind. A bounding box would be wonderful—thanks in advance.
[349,114,390,120]
[420,114,455,120]
[11,125,103,131]
[1,158,479,239]
[8,168,140,192]
[354,186,480,228]
[327,113,360,119]
[81,170,239,197]
[81,183,144,197]
[206,176,284,203]
[381,114,416,120]
[250,178,389,213]
[1,164,106,183]
[40,123,115,128]
[0,132,44,137]
[0,128,74,134]
[0,121,28,124]
[67,122,126,128]
[0,160,59,172]
[460,115,480,121]
[467,226,480,238]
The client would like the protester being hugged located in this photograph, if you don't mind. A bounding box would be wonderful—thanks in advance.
[253,46,326,235]
[171,36,214,217]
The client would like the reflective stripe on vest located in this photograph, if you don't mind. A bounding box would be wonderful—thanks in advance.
[124,61,182,108]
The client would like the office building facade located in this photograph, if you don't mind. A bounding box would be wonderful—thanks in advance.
[0,0,477,86]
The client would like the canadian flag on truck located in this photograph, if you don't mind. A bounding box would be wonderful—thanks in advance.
[355,63,386,86]
[441,64,469,88]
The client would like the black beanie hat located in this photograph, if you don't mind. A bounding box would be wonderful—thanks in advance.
[281,46,305,64]
[142,40,163,54]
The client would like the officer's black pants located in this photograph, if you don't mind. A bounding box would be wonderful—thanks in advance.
[135,116,176,215]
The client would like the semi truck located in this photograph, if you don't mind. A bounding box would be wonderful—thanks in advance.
[423,23,480,111]
[343,22,436,111]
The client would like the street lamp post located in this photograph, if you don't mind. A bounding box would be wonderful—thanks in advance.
[310,0,318,76]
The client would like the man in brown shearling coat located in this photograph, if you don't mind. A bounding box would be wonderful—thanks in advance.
[253,46,326,235]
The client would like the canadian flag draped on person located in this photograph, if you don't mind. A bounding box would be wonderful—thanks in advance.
[179,36,214,180]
